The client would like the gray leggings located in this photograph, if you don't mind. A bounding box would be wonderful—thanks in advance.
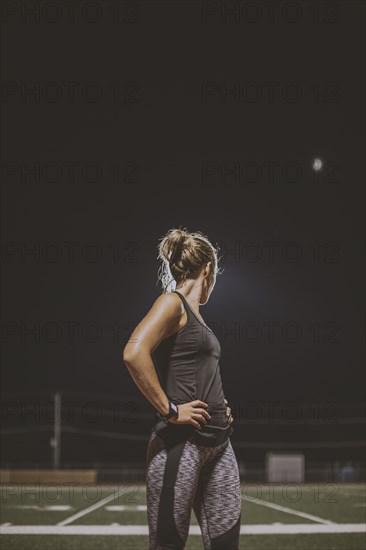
[146,429,242,549]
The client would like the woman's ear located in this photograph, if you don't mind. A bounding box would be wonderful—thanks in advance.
[204,262,214,289]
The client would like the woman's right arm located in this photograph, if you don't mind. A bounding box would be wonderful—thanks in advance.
[122,293,210,428]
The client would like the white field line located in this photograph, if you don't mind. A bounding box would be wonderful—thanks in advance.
[0,524,365,535]
[4,499,337,527]
[56,488,126,526]
[9,505,72,511]
[243,496,334,524]
[105,505,147,511]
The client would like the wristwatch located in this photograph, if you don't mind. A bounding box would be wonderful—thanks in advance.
[157,401,179,423]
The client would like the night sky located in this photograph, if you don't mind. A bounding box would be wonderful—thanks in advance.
[1,0,364,435]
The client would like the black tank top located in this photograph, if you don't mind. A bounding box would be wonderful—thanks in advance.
[151,290,233,447]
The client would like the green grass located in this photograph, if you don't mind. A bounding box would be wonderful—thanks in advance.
[0,483,365,550]
[0,534,365,550]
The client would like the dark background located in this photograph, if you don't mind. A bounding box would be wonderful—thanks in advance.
[1,0,365,466]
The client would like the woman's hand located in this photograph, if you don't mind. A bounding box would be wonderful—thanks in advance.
[168,400,211,429]
[224,398,234,425]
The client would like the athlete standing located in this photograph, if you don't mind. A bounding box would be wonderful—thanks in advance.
[123,227,242,549]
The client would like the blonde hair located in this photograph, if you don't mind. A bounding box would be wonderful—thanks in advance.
[156,226,223,293]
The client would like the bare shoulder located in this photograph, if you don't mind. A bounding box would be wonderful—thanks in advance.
[139,292,184,346]
[141,291,186,343]
[123,292,184,358]
[153,291,181,307]
[150,291,184,320]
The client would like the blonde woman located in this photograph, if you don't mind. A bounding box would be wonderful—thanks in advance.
[123,227,242,549]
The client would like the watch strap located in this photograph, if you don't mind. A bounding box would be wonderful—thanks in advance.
[158,401,178,423]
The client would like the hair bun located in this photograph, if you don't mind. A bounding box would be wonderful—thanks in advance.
[157,226,221,293]
[169,230,186,264]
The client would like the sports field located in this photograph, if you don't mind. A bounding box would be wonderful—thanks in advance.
[0,482,365,549]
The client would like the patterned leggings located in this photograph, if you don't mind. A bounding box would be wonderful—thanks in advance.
[146,429,242,549]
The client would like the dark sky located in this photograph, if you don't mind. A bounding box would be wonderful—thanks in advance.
[1,0,365,414]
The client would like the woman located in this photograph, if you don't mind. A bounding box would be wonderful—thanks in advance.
[123,227,242,550]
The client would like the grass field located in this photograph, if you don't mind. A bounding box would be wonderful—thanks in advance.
[0,483,365,549]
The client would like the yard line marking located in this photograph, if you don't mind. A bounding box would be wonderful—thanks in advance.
[44,506,73,511]
[105,505,147,512]
[9,505,72,511]
[0,524,365,535]
[57,488,126,526]
[243,496,334,524]
[8,505,39,510]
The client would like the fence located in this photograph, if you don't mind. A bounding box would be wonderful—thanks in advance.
[1,390,365,483]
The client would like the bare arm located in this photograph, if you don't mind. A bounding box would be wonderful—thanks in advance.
[122,293,211,429]
[122,293,184,417]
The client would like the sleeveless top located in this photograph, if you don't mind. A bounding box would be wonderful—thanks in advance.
[151,290,233,447]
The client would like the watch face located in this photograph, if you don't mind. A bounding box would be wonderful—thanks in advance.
[171,403,178,414]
